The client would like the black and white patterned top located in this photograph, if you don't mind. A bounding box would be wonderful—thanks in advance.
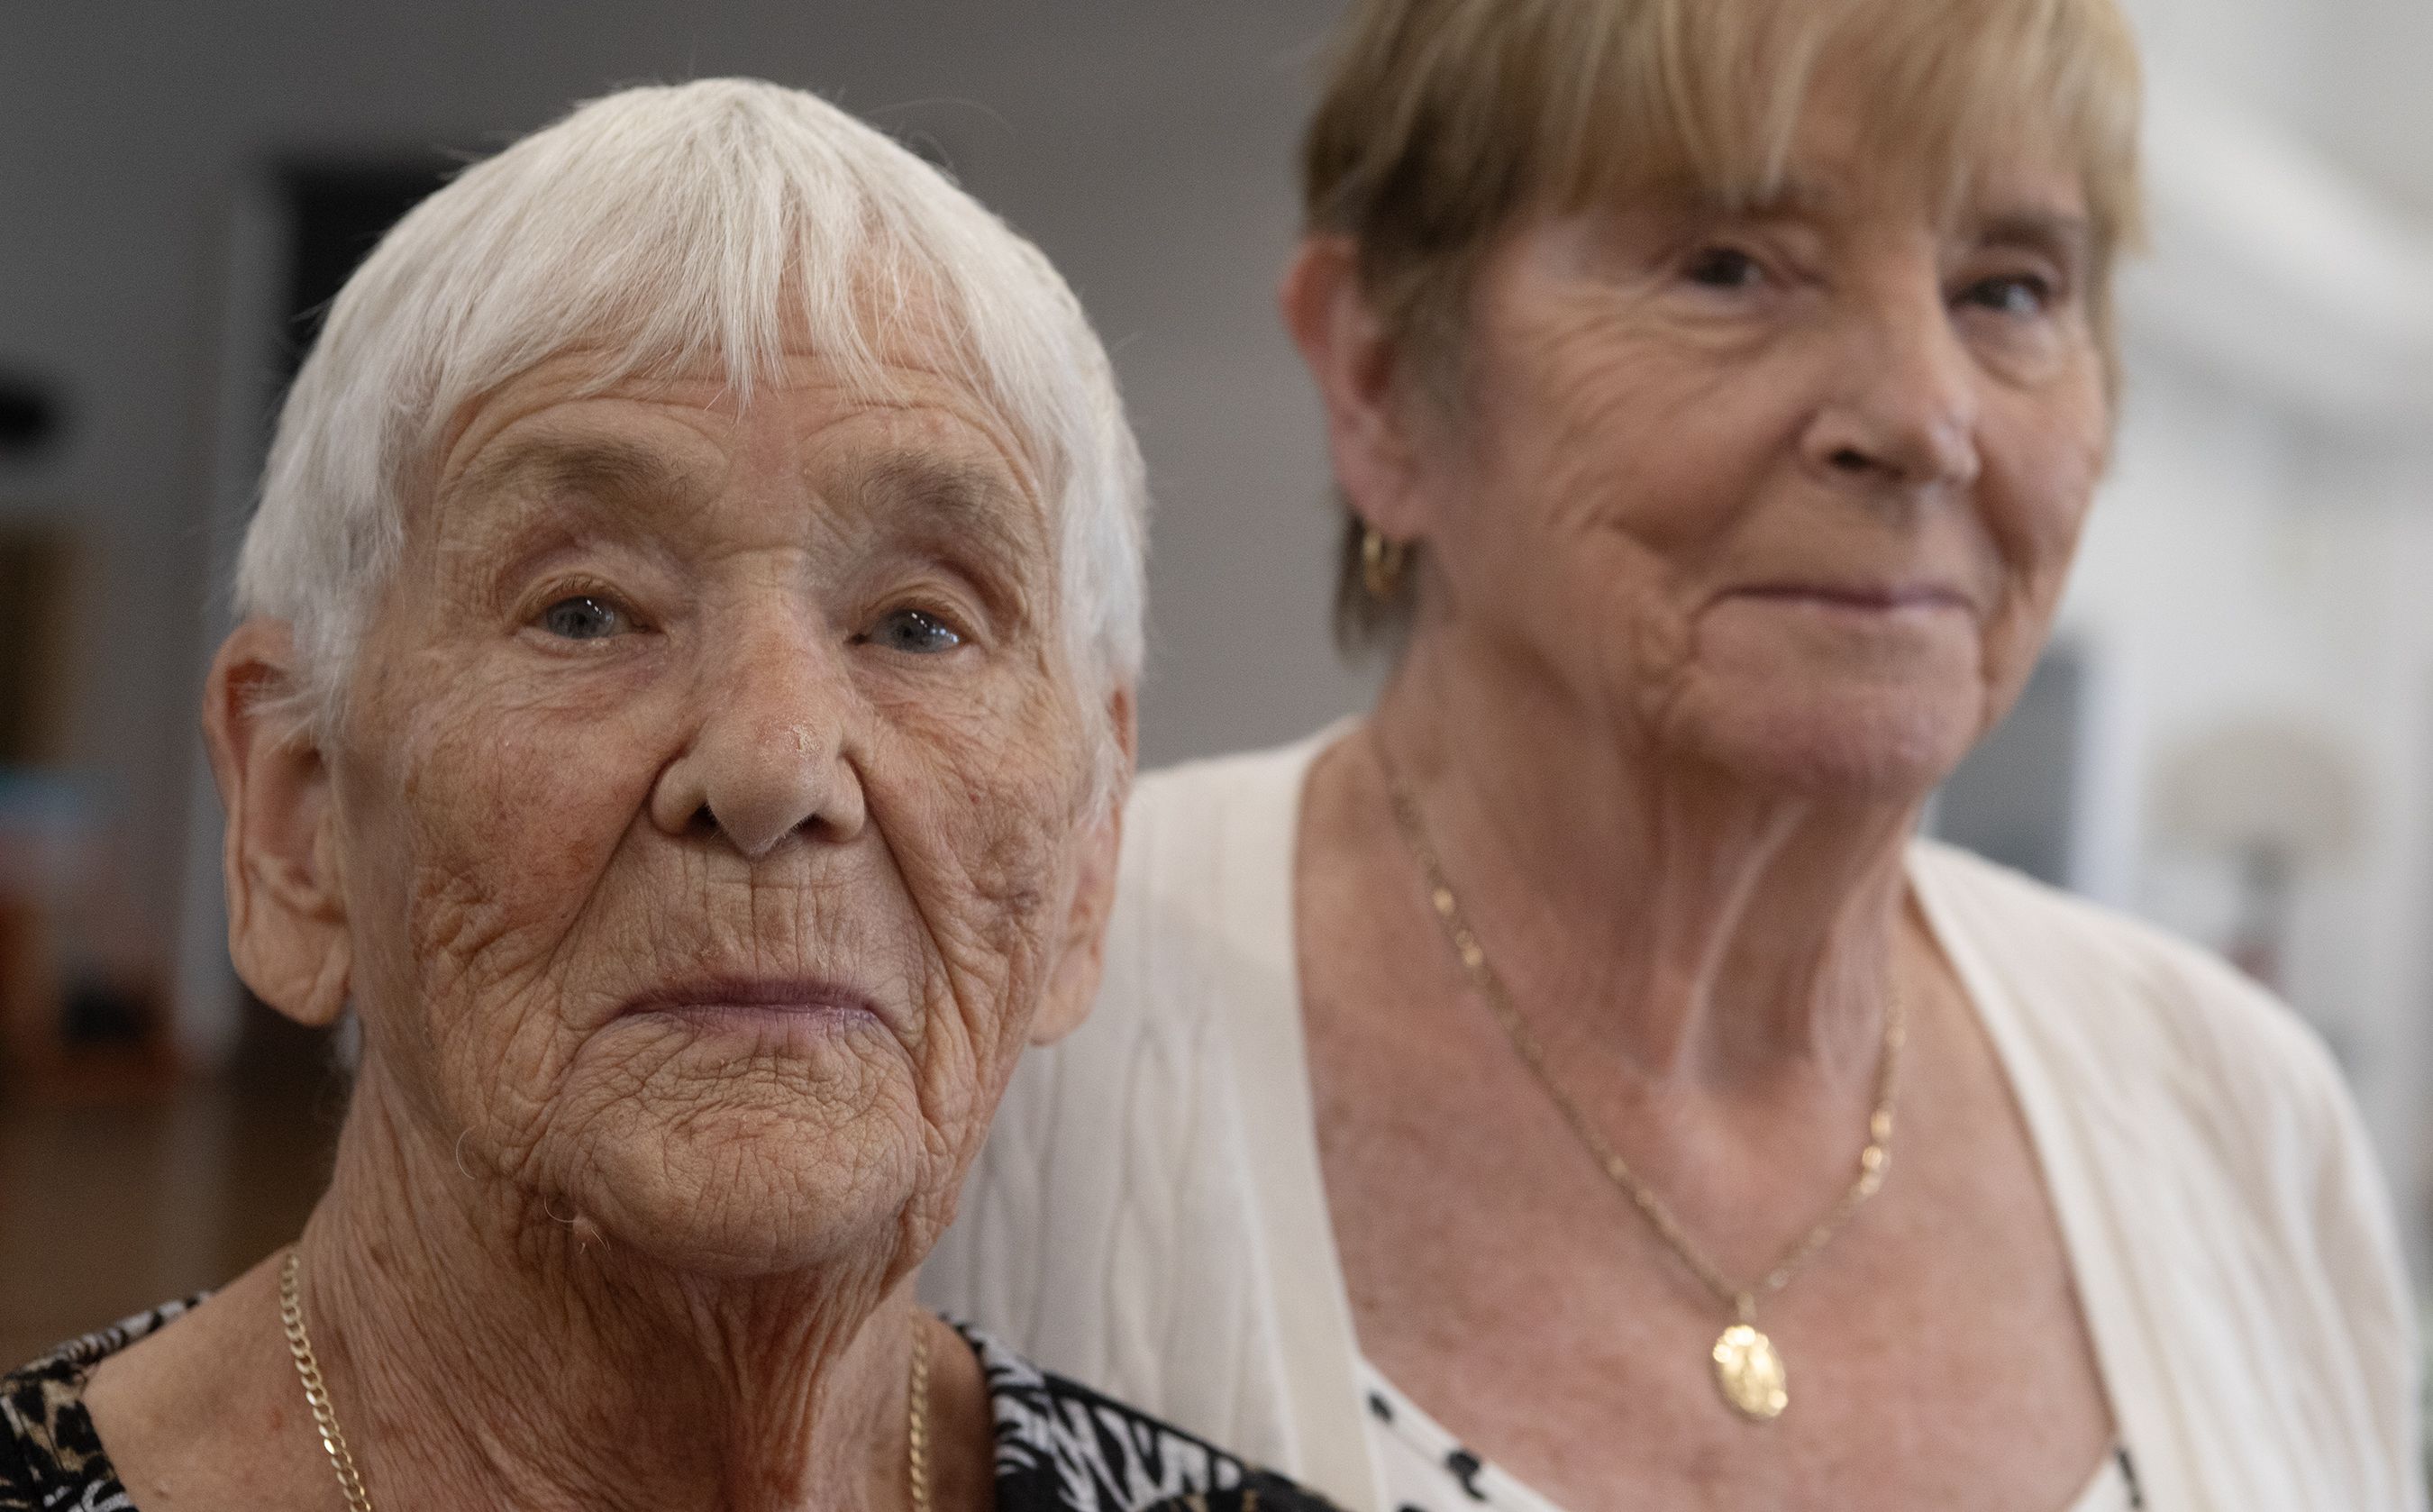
[0,1300,1335,1512]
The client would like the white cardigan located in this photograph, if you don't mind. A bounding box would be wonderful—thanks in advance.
[924,733,2426,1511]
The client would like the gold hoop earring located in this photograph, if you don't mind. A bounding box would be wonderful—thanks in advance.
[1362,527,1408,601]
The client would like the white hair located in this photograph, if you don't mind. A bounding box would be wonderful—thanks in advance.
[239,77,1147,748]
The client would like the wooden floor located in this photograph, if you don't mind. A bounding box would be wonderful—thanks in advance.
[1,1024,338,1367]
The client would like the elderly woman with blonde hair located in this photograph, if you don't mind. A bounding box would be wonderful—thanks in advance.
[0,79,1335,1512]
[925,2,2425,1509]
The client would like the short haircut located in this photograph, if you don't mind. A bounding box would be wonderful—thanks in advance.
[1303,0,2145,650]
[241,78,1147,736]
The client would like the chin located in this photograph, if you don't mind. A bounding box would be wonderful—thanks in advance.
[1683,682,1982,802]
[542,1061,934,1280]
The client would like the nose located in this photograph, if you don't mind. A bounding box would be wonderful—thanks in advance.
[648,609,868,859]
[1800,289,1982,496]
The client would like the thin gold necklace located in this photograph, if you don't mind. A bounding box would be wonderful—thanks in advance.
[1377,761,1906,1424]
[278,1249,937,1508]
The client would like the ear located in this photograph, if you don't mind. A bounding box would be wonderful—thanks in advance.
[201,619,353,1027]
[1278,234,1428,540]
[1032,687,1136,1046]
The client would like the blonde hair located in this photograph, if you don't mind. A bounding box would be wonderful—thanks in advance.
[1304,0,2145,648]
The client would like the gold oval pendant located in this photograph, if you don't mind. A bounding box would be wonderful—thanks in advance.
[1712,1324,1789,1422]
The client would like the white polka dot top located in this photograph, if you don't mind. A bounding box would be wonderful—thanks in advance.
[1358,1357,2144,1512]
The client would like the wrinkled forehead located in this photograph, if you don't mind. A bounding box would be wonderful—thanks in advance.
[392,231,1062,500]
[419,350,1052,561]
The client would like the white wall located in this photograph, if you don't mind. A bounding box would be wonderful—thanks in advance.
[2061,374,2433,1267]
[2071,0,2433,1271]
[2301,0,2433,218]
[2128,0,2433,224]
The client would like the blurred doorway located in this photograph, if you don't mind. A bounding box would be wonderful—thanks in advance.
[1931,643,2090,891]
[224,159,450,1082]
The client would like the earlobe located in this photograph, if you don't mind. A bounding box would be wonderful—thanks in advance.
[202,620,353,1028]
[1031,690,1136,1046]
[1279,235,1426,541]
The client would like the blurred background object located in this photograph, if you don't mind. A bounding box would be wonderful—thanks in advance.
[0,0,2428,1365]
[2150,717,2365,1002]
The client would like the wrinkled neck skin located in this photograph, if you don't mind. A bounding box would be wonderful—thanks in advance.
[294,1061,922,1512]
[1369,624,1922,1096]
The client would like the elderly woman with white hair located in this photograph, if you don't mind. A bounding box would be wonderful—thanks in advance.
[0,79,1333,1512]
[925,2,2425,1510]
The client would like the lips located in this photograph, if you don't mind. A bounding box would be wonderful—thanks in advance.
[1728,581,1975,614]
[615,976,888,1034]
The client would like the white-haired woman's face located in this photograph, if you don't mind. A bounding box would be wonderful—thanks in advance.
[301,347,1118,1276]
[1405,87,2110,797]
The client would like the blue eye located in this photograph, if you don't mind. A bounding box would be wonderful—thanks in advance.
[868,607,963,655]
[1964,274,2054,317]
[539,595,629,641]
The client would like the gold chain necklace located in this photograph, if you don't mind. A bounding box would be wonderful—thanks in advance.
[909,1312,934,1512]
[1378,767,1906,1424]
[278,1249,937,1508]
[279,1251,377,1512]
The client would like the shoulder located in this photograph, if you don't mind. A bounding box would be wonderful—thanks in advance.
[1911,839,2352,1111]
[1910,838,2394,1266]
[1089,729,1337,1043]
[922,733,1355,1480]
[1128,732,1336,819]
[1120,733,1337,899]
[1913,842,2423,1494]
[963,1325,1339,1512]
[0,1299,196,1509]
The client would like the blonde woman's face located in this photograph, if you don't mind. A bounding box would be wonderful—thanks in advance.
[1414,90,2110,799]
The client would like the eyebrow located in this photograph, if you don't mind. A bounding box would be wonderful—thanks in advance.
[1689,174,2091,250]
[453,431,698,510]
[1691,175,1839,220]
[852,450,1043,567]
[434,428,1048,616]
[1973,210,2093,263]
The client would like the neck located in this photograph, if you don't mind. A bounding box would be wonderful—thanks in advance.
[1369,628,1925,1090]
[291,1070,922,1512]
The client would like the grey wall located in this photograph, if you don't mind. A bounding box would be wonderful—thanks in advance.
[0,2,1371,986]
